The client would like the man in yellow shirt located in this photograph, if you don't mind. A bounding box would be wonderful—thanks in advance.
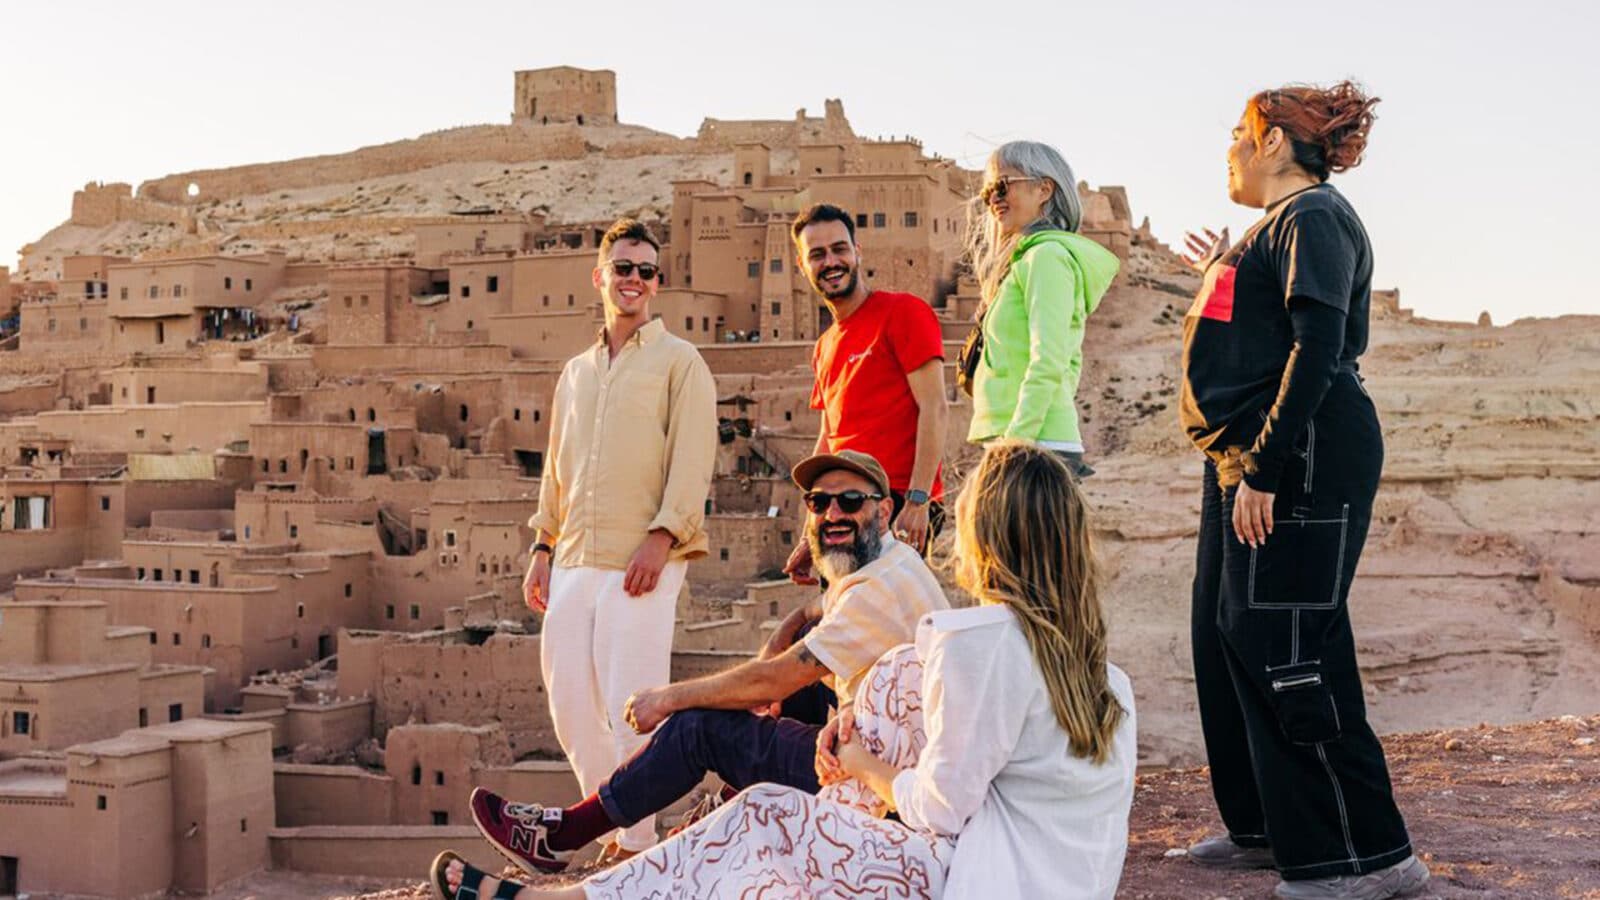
[517,219,717,856]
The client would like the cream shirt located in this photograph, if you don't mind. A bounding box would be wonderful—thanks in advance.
[892,604,1138,900]
[528,318,718,570]
[803,536,949,707]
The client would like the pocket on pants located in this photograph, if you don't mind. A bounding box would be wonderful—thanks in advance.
[1267,664,1343,745]
[1247,504,1350,610]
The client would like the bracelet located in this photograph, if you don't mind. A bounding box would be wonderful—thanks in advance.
[530,541,554,557]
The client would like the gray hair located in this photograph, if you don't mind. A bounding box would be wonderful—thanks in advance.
[964,140,1083,306]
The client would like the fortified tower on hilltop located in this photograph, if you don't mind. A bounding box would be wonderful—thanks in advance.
[512,66,617,125]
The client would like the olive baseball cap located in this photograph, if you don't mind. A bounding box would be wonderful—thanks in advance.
[790,449,891,498]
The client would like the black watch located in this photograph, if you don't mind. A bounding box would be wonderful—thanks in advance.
[904,489,930,506]
[530,541,554,557]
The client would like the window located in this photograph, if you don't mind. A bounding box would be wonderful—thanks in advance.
[873,212,887,228]
[435,771,445,786]
[487,276,499,293]
[173,284,183,298]
[345,583,353,598]
[460,285,471,298]
[148,632,155,644]
[769,258,782,273]
[409,604,420,620]
[137,567,146,580]
[188,570,199,584]
[542,294,549,307]
[98,795,108,810]
[296,603,305,619]
[47,319,56,332]
[534,410,541,423]
[139,708,148,727]
[719,548,729,561]
[904,211,919,227]
[343,296,352,308]
[240,818,248,833]
[747,261,760,278]
[684,317,694,331]
[224,277,233,290]
[173,632,181,646]
[201,634,211,649]
[243,525,251,540]
[385,604,395,620]
[856,213,868,228]
[360,295,368,307]
[345,456,354,470]
[120,287,129,300]
[513,409,521,421]
[432,811,450,826]
[100,496,111,512]
[148,285,159,299]
[12,712,29,736]
[782,530,793,544]
[770,302,781,316]
[444,530,457,548]
[289,525,298,539]
[459,404,469,422]
[79,318,88,331]
[411,765,422,786]
[567,294,574,306]
[244,279,253,291]
[702,316,710,332]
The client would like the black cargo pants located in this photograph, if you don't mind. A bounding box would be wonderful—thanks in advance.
[1191,375,1413,880]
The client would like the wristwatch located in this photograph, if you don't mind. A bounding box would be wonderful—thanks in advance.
[530,541,554,557]
[904,489,930,506]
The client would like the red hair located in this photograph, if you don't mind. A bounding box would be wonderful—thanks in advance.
[1246,81,1380,181]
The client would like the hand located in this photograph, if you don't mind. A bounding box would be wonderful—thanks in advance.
[523,550,552,612]
[1232,481,1275,549]
[814,708,856,786]
[892,502,930,552]
[836,730,882,779]
[624,530,674,597]
[783,540,817,586]
[623,686,674,735]
[1181,226,1231,272]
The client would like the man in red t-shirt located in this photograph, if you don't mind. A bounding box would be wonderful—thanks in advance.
[782,203,948,585]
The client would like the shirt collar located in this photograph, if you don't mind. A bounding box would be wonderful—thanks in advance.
[596,316,665,350]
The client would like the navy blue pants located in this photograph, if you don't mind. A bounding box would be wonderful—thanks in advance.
[1192,376,1412,879]
[598,709,822,828]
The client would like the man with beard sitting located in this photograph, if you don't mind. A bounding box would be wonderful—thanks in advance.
[467,450,949,874]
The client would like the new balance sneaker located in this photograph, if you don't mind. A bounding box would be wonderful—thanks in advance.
[469,786,574,875]
[668,784,737,837]
[1274,855,1431,899]
[1186,835,1278,870]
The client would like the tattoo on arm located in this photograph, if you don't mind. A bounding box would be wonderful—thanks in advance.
[797,644,822,669]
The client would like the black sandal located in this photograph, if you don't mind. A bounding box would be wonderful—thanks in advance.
[430,850,527,900]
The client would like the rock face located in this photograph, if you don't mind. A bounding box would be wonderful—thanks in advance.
[1060,235,1600,766]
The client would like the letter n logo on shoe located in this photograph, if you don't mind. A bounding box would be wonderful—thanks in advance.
[509,825,535,854]
[1187,264,1237,323]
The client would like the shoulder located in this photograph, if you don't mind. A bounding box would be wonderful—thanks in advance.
[1278,187,1362,232]
[918,604,1020,644]
[876,291,935,316]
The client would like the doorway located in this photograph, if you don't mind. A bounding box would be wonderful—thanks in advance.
[1,855,17,896]
[317,633,334,661]
[366,429,388,475]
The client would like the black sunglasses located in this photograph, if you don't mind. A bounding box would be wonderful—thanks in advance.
[802,489,883,515]
[978,175,1039,204]
[606,260,660,281]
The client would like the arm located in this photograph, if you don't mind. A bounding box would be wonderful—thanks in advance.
[888,633,1028,834]
[1242,299,1346,492]
[894,359,947,548]
[1005,247,1084,440]
[624,642,830,733]
[646,353,718,544]
[813,407,831,455]
[526,374,567,540]
[760,597,826,659]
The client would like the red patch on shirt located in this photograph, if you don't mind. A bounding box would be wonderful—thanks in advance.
[1188,264,1237,322]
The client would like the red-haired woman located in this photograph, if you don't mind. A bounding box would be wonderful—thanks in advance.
[1179,82,1429,899]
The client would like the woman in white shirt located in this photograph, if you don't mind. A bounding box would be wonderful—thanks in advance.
[430,441,1136,900]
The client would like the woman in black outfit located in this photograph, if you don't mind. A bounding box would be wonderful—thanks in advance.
[1178,82,1429,900]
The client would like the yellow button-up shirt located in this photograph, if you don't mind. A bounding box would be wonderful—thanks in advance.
[529,318,717,569]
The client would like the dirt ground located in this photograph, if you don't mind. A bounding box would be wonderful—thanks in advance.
[1122,715,1600,899]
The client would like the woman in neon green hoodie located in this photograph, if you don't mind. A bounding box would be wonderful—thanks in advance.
[966,141,1120,477]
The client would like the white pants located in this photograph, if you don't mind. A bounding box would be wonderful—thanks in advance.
[541,561,685,851]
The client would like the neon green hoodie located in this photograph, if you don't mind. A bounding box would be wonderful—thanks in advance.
[968,229,1120,446]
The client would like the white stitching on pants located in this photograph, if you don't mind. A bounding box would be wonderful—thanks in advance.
[1291,609,1301,664]
[1267,658,1322,671]
[1330,504,1350,606]
[1304,419,1316,494]
[1315,742,1359,869]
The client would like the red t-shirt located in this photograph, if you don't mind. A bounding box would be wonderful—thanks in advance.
[810,291,945,498]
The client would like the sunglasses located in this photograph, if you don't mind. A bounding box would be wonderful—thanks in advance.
[606,260,660,281]
[979,175,1039,204]
[802,489,883,515]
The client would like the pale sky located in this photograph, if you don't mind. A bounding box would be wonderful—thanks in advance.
[2,0,1595,322]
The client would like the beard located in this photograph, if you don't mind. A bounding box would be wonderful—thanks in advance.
[809,264,858,301]
[807,516,884,584]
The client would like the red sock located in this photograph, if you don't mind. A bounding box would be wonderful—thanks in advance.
[548,794,618,852]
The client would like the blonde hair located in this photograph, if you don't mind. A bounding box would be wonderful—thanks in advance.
[963,141,1083,306]
[952,440,1124,763]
